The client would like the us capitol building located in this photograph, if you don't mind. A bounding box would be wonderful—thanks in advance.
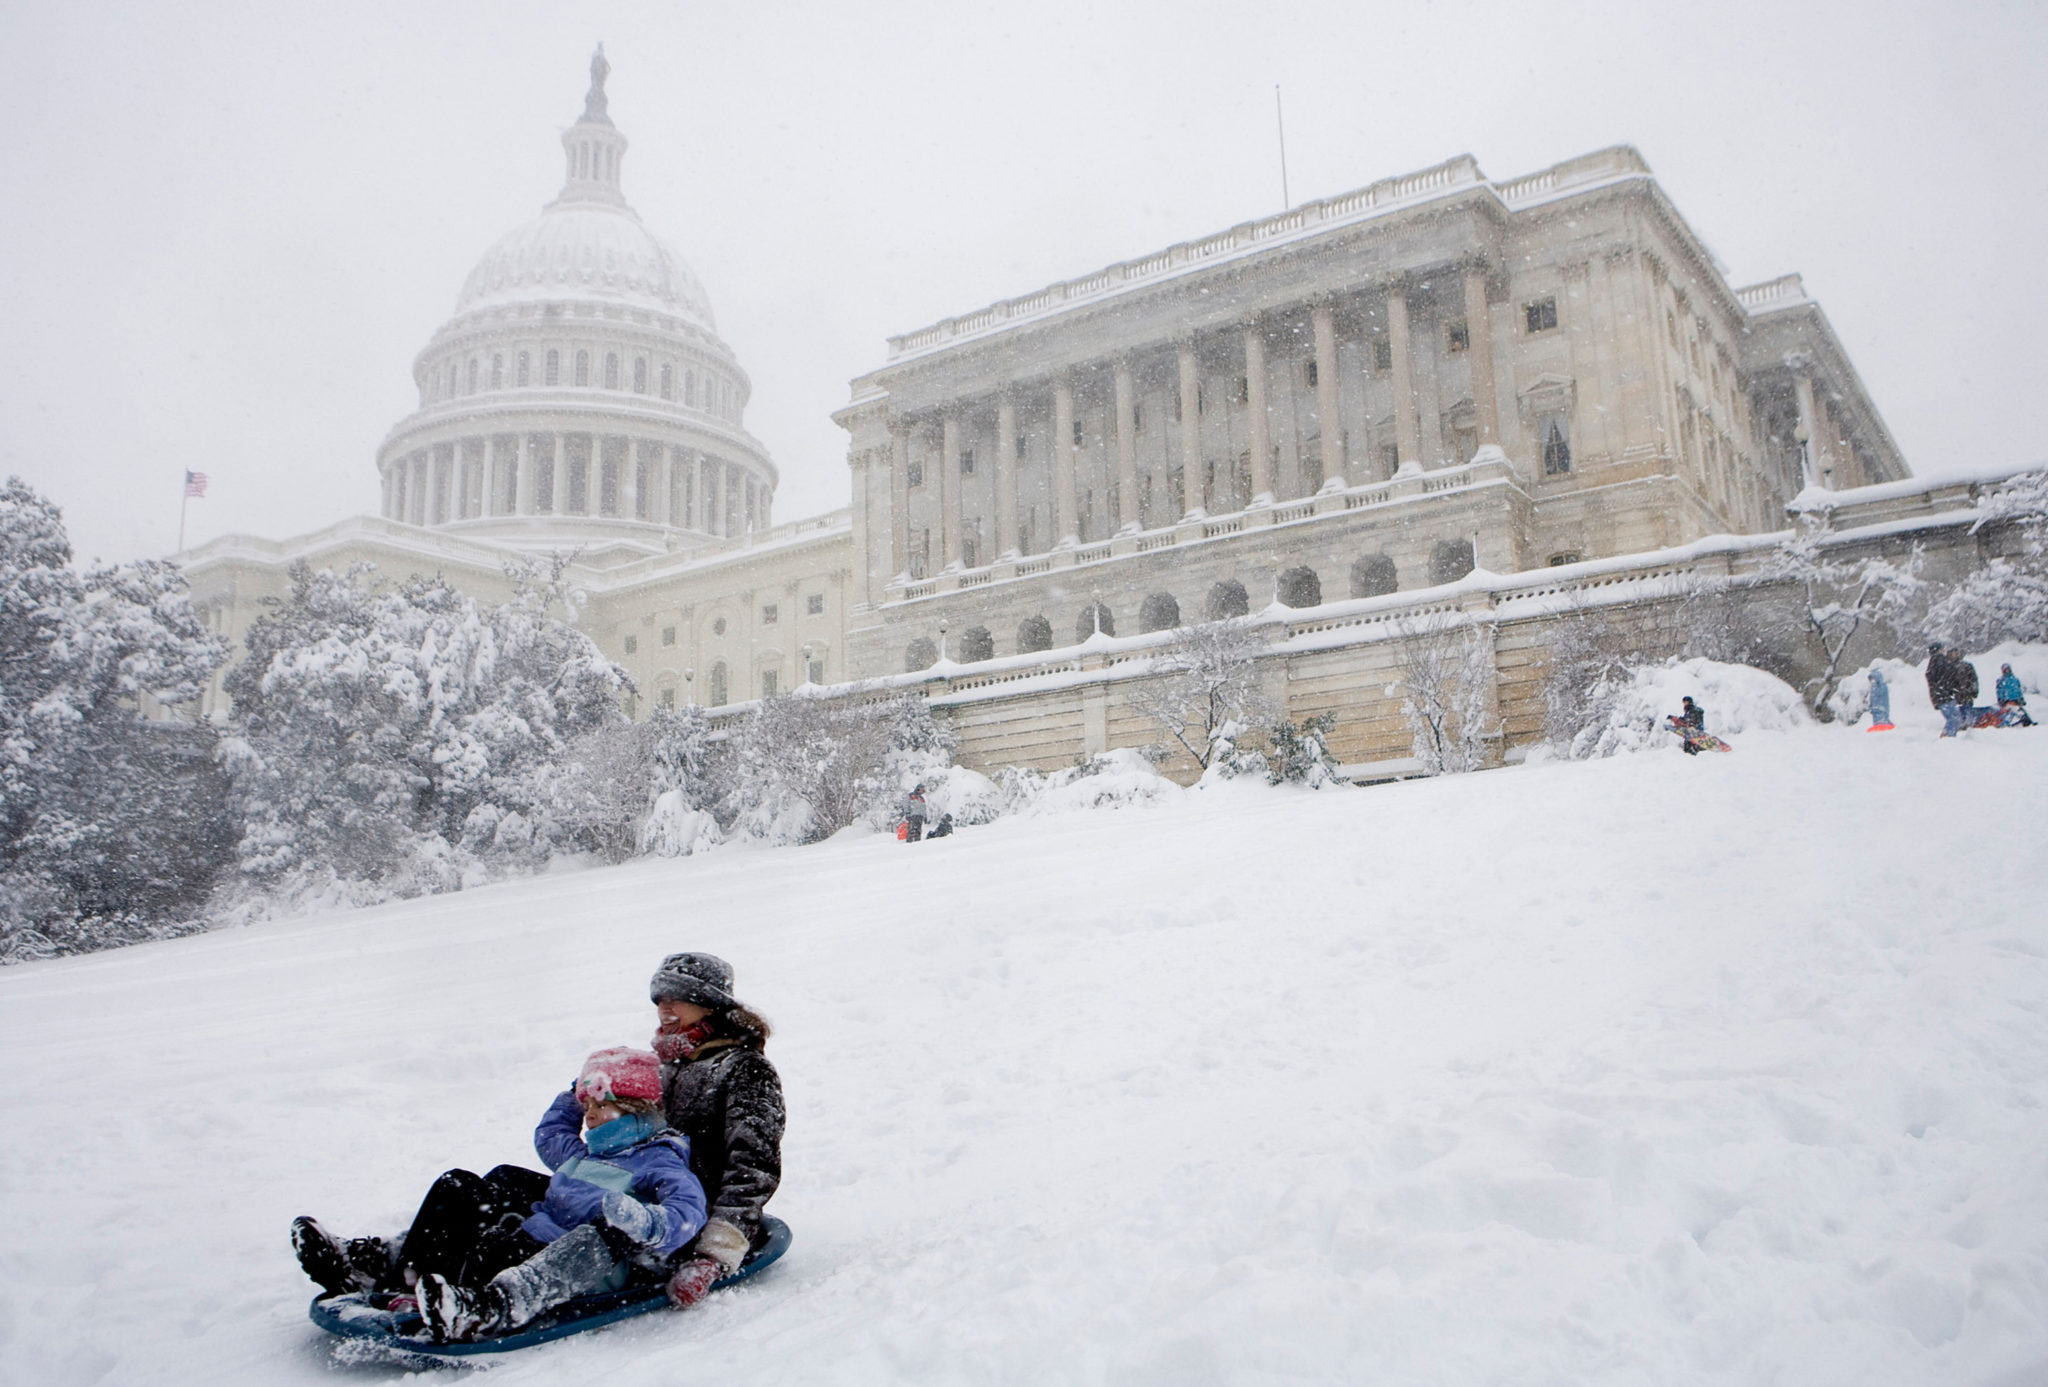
[183,53,1945,775]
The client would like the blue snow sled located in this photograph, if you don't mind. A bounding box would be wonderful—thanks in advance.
[308,1216,791,1360]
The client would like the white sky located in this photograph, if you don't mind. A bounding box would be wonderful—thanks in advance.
[2,0,2043,566]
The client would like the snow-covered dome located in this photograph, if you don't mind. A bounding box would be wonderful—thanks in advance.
[454,204,716,330]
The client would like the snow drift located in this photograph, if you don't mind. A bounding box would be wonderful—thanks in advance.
[1566,656,1813,758]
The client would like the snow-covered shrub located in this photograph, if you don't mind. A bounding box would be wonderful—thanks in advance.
[1391,612,1498,774]
[1134,619,1274,770]
[1766,508,1924,716]
[1920,469,2048,650]
[721,693,952,845]
[0,478,231,960]
[1566,657,1813,758]
[997,748,1183,816]
[640,791,723,857]
[1267,713,1341,787]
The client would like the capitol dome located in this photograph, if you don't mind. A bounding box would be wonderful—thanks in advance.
[373,49,777,557]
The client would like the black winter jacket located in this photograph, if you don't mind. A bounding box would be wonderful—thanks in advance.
[660,1039,785,1253]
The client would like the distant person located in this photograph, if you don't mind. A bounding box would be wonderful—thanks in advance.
[1995,663,2034,727]
[926,813,955,839]
[1674,695,1707,755]
[903,783,928,842]
[1928,643,1965,737]
[1866,668,1893,730]
[1680,696,1705,732]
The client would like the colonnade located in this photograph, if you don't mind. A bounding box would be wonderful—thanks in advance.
[883,266,1501,576]
[382,432,770,537]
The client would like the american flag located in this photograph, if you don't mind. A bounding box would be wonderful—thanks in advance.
[184,471,209,498]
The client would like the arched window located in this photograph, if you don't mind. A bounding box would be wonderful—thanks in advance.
[1076,602,1115,642]
[1540,415,1572,475]
[709,661,729,706]
[685,370,696,406]
[605,353,620,389]
[574,350,590,387]
[1350,553,1398,598]
[1277,566,1322,608]
[1206,579,1250,621]
[545,349,560,386]
[659,363,673,400]
[516,351,530,387]
[1138,593,1181,633]
[1430,539,1476,586]
[905,637,939,672]
[1016,614,1053,653]
[490,355,503,390]
[444,363,456,397]
[633,358,648,394]
[467,359,479,394]
[960,626,994,663]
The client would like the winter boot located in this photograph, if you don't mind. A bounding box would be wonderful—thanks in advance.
[416,1272,510,1343]
[293,1216,376,1297]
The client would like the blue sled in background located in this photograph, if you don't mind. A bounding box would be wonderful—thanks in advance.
[308,1216,791,1361]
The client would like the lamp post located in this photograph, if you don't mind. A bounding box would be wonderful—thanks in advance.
[683,667,694,707]
[938,619,949,662]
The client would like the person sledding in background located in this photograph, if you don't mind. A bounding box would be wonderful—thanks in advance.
[1669,695,1708,755]
[293,1047,707,1343]
[901,783,929,842]
[647,953,786,1309]
[926,812,955,838]
[1996,663,2036,727]
[1866,668,1895,730]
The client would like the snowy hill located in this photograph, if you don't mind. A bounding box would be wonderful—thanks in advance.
[4,728,2047,1385]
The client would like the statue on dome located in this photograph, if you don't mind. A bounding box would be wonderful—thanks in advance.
[582,44,611,124]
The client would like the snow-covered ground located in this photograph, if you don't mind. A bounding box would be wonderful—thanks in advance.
[4,724,2047,1385]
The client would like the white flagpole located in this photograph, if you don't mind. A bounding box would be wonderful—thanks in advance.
[178,475,190,553]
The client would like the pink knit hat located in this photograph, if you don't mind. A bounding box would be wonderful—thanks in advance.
[575,1047,662,1105]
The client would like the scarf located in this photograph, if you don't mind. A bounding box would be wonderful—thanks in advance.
[652,1018,716,1064]
[584,1110,663,1156]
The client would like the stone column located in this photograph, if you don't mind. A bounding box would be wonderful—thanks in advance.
[1387,284,1422,470]
[995,393,1019,557]
[1312,301,1342,486]
[428,448,445,525]
[1244,322,1273,504]
[849,449,872,608]
[1052,375,1079,545]
[656,447,673,526]
[888,419,911,575]
[513,436,532,515]
[940,412,961,568]
[1463,267,1501,448]
[1793,370,1823,489]
[1113,357,1140,532]
[619,440,638,520]
[542,435,560,515]
[1177,339,1203,514]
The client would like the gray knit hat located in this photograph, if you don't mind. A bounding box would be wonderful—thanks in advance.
[650,952,737,1010]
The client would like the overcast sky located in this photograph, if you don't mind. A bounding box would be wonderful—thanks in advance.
[3,0,2043,565]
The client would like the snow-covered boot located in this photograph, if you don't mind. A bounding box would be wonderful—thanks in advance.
[416,1272,509,1343]
[293,1216,377,1297]
[487,1224,627,1331]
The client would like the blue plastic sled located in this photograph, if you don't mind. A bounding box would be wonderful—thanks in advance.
[308,1216,791,1360]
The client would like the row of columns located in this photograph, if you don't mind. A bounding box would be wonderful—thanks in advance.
[381,434,770,536]
[889,267,1501,575]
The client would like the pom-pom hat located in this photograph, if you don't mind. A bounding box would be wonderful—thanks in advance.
[649,952,736,1010]
[575,1046,662,1105]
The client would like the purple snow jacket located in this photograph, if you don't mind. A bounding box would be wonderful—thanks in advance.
[519,1090,709,1261]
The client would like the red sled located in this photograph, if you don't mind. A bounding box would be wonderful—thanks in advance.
[896,821,909,841]
[1866,722,1895,732]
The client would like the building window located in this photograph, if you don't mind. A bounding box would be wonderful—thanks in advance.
[1373,338,1393,372]
[905,638,938,671]
[960,448,974,475]
[1138,592,1180,633]
[1075,602,1115,641]
[605,353,620,389]
[1548,551,1582,567]
[907,459,925,487]
[713,617,727,636]
[761,671,777,698]
[709,661,728,706]
[1447,323,1469,353]
[1430,539,1477,585]
[518,351,531,387]
[806,593,824,616]
[660,363,672,399]
[575,350,590,386]
[467,359,479,393]
[1133,402,1144,430]
[1015,433,1026,460]
[1525,297,1558,333]
[1278,566,1323,608]
[1540,415,1572,475]
[546,349,560,386]
[1206,579,1250,621]
[962,535,979,568]
[659,686,675,710]
[1072,417,1084,446]
[1305,360,1318,388]
[685,370,696,406]
[490,355,503,388]
[623,635,638,654]
[1667,310,1680,349]
[960,626,994,662]
[1381,443,1400,475]
[762,604,778,624]
[807,659,824,685]
[633,357,648,393]
[1016,614,1052,653]
[1350,552,1397,598]
[661,625,676,646]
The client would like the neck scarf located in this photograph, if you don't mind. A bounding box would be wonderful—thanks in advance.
[585,1110,662,1156]
[652,1019,716,1064]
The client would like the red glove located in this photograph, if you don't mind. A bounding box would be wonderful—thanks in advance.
[666,1256,723,1310]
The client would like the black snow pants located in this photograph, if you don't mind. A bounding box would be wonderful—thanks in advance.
[906,818,925,842]
[399,1165,551,1287]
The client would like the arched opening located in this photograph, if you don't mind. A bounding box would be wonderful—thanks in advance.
[1350,553,1398,598]
[545,349,559,386]
[1076,602,1115,642]
[960,626,994,663]
[517,351,530,387]
[659,363,673,400]
[604,353,620,390]
[574,350,590,387]
[490,355,503,390]
[709,661,729,707]
[1277,566,1323,608]
[633,357,648,394]
[905,637,939,672]
[1206,579,1250,621]
[1430,538,1476,586]
[1138,592,1181,633]
[1016,614,1053,653]
[467,358,479,394]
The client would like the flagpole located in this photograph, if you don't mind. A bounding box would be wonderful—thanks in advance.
[178,476,190,554]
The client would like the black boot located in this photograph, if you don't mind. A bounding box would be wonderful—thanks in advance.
[293,1216,372,1296]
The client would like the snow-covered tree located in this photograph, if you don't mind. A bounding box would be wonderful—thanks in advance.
[1920,468,2048,648]
[0,477,230,959]
[1391,612,1498,775]
[544,707,718,862]
[1763,509,1924,716]
[1266,713,1340,787]
[718,692,949,845]
[1135,618,1274,769]
[219,558,627,898]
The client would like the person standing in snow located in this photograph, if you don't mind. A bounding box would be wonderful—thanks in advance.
[647,953,786,1310]
[1866,668,1893,729]
[1927,643,1965,736]
[902,783,928,842]
[1995,663,2034,726]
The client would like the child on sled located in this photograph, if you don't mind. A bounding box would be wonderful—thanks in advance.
[292,1046,707,1343]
